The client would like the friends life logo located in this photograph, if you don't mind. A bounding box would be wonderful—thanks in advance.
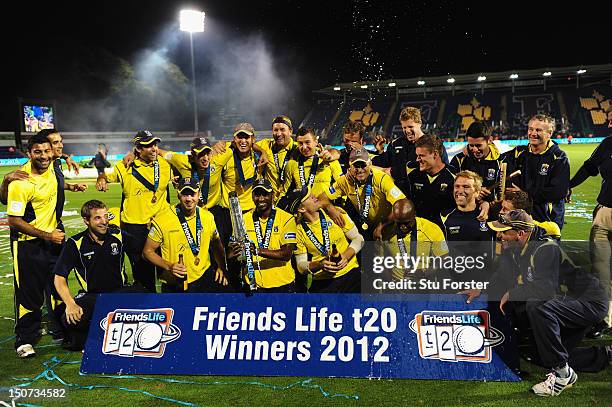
[100,308,181,358]
[409,310,504,363]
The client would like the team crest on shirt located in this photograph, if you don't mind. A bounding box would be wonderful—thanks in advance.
[440,183,448,192]
[274,226,279,233]
[539,164,549,176]
[479,221,488,232]
[526,266,534,282]
[111,243,120,255]
[486,168,496,181]
[108,212,115,221]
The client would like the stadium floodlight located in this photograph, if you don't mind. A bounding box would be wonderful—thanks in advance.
[388,82,396,87]
[477,76,487,82]
[509,73,519,79]
[180,9,206,137]
[577,69,587,74]
[180,10,205,33]
[417,80,426,86]
[360,84,368,89]
[543,71,552,77]
[333,86,341,91]
[447,78,455,84]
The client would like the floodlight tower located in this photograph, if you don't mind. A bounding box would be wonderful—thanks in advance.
[180,9,205,136]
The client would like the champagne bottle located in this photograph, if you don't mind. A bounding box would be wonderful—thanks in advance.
[329,244,342,265]
[178,253,188,291]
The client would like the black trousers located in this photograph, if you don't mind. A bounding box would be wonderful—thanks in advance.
[11,238,63,349]
[526,297,609,372]
[208,205,232,248]
[122,222,156,292]
[310,267,361,293]
[56,285,149,350]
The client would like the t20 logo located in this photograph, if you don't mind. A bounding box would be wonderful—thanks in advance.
[100,308,181,358]
[409,310,504,363]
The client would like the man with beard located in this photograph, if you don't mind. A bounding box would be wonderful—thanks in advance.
[7,134,70,357]
[318,148,405,240]
[450,121,503,201]
[503,114,570,230]
[53,200,145,351]
[568,105,612,335]
[283,127,343,198]
[143,178,229,293]
[335,121,384,174]
[96,131,174,292]
[373,107,448,195]
[283,187,364,293]
[406,135,458,227]
[228,179,297,292]
[255,115,298,198]
[440,171,495,281]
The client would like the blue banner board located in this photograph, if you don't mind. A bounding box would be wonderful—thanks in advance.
[81,294,520,382]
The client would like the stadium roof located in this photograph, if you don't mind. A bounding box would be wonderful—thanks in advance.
[316,63,612,97]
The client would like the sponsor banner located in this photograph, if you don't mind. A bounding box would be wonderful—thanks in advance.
[81,293,519,381]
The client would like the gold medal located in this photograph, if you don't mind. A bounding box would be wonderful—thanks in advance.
[362,222,368,230]
[194,257,200,266]
[151,195,157,203]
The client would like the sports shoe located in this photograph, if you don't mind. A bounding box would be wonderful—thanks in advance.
[16,344,36,358]
[532,368,577,396]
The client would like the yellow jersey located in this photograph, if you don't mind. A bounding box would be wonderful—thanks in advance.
[165,151,229,209]
[243,207,297,288]
[7,161,58,241]
[106,157,173,224]
[324,167,405,225]
[283,155,343,198]
[388,217,449,279]
[219,143,261,212]
[149,205,219,284]
[295,211,359,280]
[256,138,297,198]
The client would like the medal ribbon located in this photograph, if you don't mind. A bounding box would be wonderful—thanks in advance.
[176,206,202,257]
[397,222,418,266]
[253,209,277,250]
[131,160,159,194]
[300,210,330,256]
[232,147,257,186]
[192,166,211,205]
[273,144,295,184]
[354,173,374,226]
[298,155,319,189]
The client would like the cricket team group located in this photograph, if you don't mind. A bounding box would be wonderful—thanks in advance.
[4,106,612,396]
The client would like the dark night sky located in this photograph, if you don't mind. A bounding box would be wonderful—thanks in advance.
[1,0,608,130]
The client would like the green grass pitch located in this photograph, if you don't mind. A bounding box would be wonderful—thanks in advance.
[0,144,610,406]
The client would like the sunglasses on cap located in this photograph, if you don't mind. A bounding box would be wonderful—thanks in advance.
[351,161,368,169]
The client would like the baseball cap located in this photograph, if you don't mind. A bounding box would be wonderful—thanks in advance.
[349,148,370,165]
[233,122,255,137]
[252,178,273,193]
[277,187,311,213]
[177,177,200,194]
[272,115,293,129]
[488,209,535,232]
[133,130,161,146]
[190,137,212,154]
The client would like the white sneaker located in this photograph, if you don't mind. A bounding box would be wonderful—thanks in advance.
[16,344,36,358]
[532,368,577,396]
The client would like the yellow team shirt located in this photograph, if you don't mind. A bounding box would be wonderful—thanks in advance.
[295,211,359,280]
[256,138,297,198]
[165,151,229,209]
[325,168,405,225]
[106,157,173,224]
[243,207,297,288]
[7,161,58,241]
[283,156,343,198]
[149,205,219,284]
[219,143,261,212]
[388,217,449,279]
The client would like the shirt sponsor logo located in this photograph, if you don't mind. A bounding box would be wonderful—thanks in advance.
[100,308,181,358]
[329,186,336,194]
[448,226,460,235]
[9,201,23,214]
[409,310,504,363]
[284,232,296,239]
[390,187,402,199]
